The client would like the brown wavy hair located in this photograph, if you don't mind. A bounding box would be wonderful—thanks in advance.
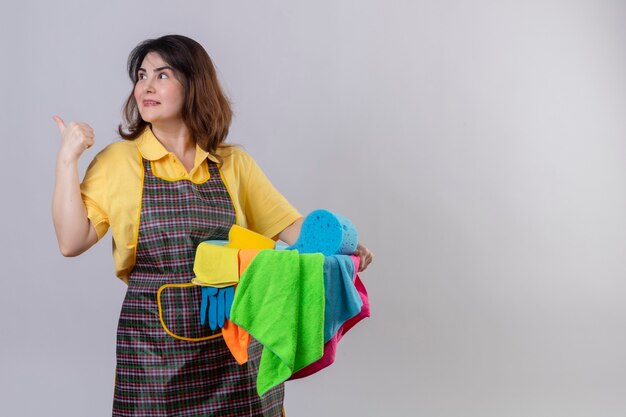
[118,35,232,154]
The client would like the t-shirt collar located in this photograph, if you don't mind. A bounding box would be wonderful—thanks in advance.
[136,126,219,163]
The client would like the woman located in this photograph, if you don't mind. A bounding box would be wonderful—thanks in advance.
[52,34,372,416]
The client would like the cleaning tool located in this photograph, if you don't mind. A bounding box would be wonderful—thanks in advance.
[230,249,325,396]
[192,226,277,362]
[227,224,276,250]
[321,255,363,342]
[290,255,370,380]
[200,285,234,330]
[192,244,240,287]
[289,209,358,255]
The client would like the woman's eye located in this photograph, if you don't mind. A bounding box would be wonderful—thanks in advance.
[137,73,147,80]
[158,73,169,79]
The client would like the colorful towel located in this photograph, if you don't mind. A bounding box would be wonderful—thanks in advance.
[322,255,363,341]
[221,319,251,365]
[290,256,370,380]
[230,249,325,396]
[192,243,240,287]
[220,248,261,364]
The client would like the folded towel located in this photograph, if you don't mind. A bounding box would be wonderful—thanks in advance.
[192,243,240,287]
[230,249,325,396]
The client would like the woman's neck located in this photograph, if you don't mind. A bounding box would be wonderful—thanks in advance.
[151,122,192,153]
[151,122,196,172]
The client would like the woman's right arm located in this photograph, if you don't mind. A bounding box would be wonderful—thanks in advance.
[52,116,98,256]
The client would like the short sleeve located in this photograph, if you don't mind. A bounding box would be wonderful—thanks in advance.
[80,155,110,239]
[241,154,302,238]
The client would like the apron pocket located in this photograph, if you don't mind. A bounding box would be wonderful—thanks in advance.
[157,283,222,341]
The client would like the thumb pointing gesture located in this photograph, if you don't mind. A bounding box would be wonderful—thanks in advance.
[53,116,95,162]
[53,115,66,133]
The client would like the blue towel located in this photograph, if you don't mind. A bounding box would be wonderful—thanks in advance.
[323,255,363,342]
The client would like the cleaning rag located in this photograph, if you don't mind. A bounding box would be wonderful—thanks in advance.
[192,243,239,287]
[230,249,325,396]
[219,249,261,364]
[290,255,370,380]
[321,254,363,342]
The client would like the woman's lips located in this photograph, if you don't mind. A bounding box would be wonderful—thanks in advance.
[143,100,161,106]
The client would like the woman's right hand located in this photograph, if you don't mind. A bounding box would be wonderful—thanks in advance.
[53,116,95,162]
[52,115,98,257]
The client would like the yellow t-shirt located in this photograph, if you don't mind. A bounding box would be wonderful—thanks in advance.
[80,127,302,283]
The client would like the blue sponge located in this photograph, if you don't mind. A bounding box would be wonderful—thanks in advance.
[290,209,358,256]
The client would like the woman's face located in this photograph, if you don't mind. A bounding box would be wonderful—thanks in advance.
[134,52,185,126]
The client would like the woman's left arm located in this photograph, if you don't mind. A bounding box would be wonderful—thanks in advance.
[276,217,303,246]
[277,219,374,272]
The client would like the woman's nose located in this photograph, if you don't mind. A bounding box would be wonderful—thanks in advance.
[144,77,155,93]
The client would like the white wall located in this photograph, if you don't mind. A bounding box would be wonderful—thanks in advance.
[1,1,625,416]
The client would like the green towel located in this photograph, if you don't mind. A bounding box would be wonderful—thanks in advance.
[230,249,325,396]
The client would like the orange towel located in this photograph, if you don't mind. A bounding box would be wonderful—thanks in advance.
[239,249,261,274]
[221,249,261,364]
[221,319,251,365]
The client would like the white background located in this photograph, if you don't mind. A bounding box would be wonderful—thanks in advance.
[1,1,625,416]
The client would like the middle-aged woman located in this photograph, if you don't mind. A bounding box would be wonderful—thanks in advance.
[52,34,373,416]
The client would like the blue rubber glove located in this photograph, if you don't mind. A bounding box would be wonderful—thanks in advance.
[200,286,235,330]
